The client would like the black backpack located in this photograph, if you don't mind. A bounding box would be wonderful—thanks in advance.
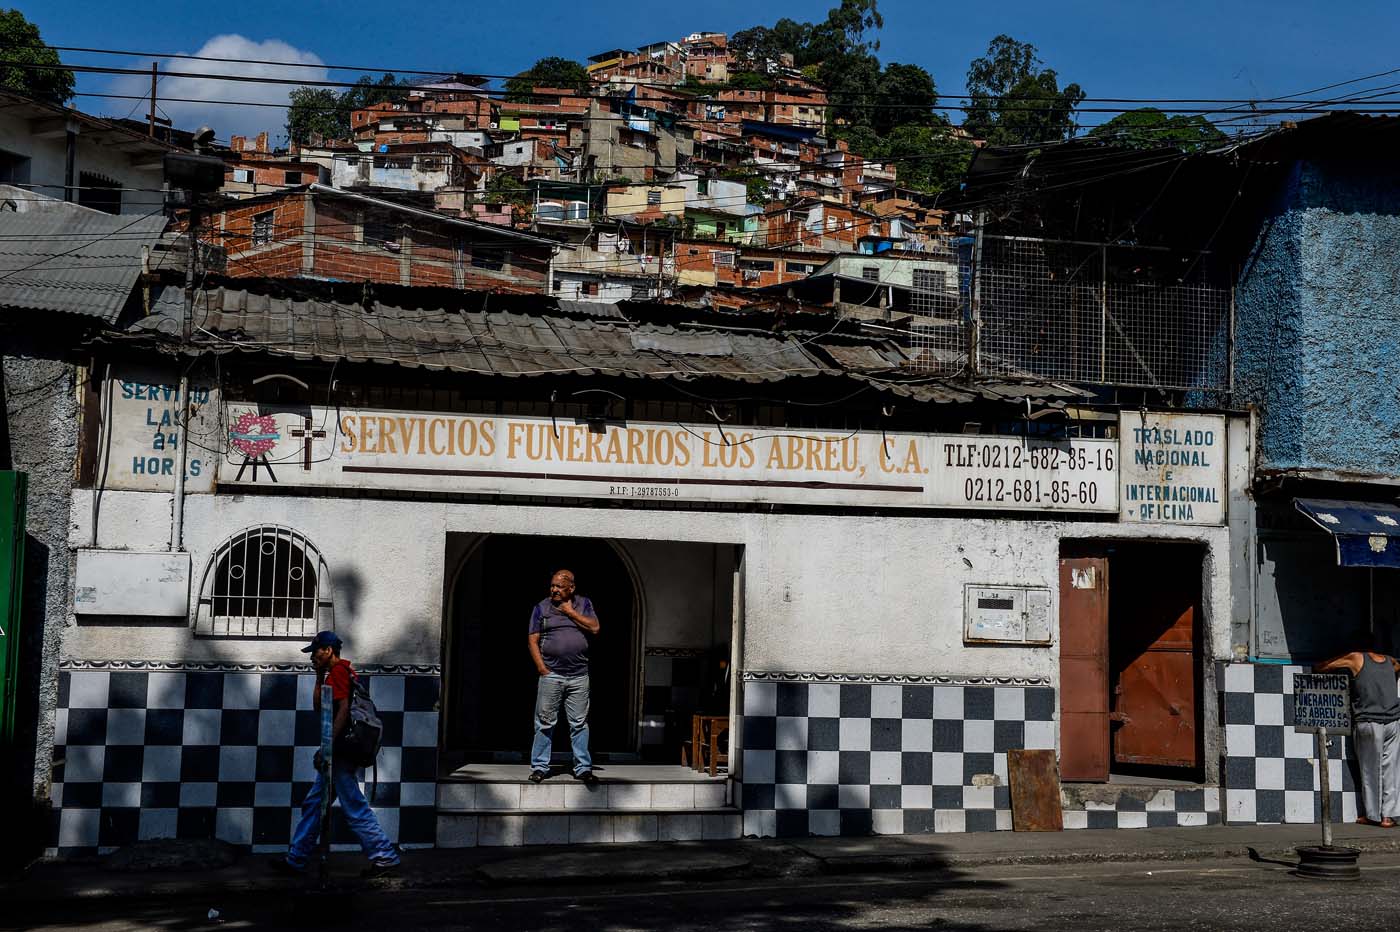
[337,672,384,768]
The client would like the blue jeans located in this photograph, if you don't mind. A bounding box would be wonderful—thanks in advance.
[531,672,592,774]
[287,762,399,867]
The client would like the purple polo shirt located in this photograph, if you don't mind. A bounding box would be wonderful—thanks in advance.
[529,596,595,677]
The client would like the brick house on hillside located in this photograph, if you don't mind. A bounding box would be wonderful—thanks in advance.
[206,184,566,292]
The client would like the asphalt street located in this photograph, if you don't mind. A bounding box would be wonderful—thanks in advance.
[11,852,1400,932]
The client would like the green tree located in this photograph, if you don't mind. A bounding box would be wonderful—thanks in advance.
[341,72,407,112]
[284,73,406,146]
[729,26,787,72]
[871,62,937,136]
[1089,108,1226,151]
[485,172,530,207]
[504,57,590,102]
[285,88,343,146]
[0,9,74,104]
[819,51,882,130]
[880,124,974,195]
[802,0,883,65]
[964,35,1084,146]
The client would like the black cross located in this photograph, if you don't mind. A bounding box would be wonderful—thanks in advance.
[289,416,327,470]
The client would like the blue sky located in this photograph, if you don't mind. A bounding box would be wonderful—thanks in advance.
[23,0,1400,141]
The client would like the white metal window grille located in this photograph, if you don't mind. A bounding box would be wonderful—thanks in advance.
[712,251,735,269]
[251,211,274,246]
[646,189,662,205]
[194,526,333,637]
[861,266,881,281]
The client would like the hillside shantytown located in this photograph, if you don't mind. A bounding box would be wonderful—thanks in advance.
[5,1,1400,895]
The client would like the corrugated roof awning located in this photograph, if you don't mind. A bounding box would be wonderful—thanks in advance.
[1295,498,1400,568]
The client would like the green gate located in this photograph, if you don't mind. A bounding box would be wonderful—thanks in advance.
[0,471,27,751]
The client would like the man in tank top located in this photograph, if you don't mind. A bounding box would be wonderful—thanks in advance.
[1315,648,1400,827]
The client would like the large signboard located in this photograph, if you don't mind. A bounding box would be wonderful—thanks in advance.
[100,366,219,493]
[1292,672,1352,735]
[214,405,1120,513]
[1118,412,1227,526]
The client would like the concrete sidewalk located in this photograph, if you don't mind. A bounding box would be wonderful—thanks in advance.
[6,822,1400,908]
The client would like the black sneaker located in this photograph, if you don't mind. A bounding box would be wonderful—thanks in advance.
[574,770,599,787]
[360,859,399,879]
[528,770,549,783]
[269,857,306,875]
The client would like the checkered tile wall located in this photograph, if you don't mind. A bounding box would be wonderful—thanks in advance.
[1219,662,1358,824]
[48,665,441,857]
[737,676,1058,837]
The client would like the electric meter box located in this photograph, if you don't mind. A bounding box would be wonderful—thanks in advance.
[962,584,1053,645]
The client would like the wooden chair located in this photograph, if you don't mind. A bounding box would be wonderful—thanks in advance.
[686,714,729,777]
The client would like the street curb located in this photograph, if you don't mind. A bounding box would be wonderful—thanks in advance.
[813,838,1400,873]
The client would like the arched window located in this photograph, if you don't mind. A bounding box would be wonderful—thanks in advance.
[195,526,333,637]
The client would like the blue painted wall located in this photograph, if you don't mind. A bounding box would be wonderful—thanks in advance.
[1234,159,1400,478]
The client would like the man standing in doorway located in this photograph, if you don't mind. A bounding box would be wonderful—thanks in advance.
[1315,647,1400,827]
[528,569,601,785]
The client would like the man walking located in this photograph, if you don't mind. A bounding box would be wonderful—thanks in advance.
[272,631,401,876]
[527,569,601,784]
[1315,647,1400,827]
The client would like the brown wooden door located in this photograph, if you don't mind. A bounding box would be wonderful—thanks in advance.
[1112,594,1198,769]
[1059,557,1109,782]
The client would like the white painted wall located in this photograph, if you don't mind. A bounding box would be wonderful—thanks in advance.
[67,487,1236,682]
[0,110,164,214]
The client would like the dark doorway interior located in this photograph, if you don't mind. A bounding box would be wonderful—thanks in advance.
[446,534,637,760]
[1061,540,1205,783]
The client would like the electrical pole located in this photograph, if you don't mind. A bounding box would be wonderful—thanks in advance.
[148,63,158,138]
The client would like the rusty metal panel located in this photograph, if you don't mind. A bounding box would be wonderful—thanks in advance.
[1059,557,1110,782]
[1008,749,1064,831]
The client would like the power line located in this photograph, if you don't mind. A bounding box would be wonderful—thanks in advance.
[17,58,1400,118]
[31,42,1400,108]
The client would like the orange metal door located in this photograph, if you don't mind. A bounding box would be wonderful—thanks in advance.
[1059,557,1109,782]
[1112,597,1198,769]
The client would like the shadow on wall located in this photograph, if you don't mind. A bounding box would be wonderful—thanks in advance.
[52,563,444,855]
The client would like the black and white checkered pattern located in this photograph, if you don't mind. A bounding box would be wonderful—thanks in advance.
[738,678,1057,837]
[1220,662,1357,824]
[48,666,441,856]
[1063,787,1222,829]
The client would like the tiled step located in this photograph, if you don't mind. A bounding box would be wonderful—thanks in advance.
[436,808,743,847]
[437,779,732,812]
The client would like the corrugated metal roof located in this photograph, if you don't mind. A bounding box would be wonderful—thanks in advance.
[119,285,1085,406]
[0,210,167,321]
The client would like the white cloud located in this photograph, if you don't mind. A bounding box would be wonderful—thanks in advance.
[108,35,328,146]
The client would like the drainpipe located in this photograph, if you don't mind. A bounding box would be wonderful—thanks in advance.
[170,204,196,552]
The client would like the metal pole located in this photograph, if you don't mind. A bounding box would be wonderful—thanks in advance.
[1318,727,1333,848]
[148,63,157,137]
[968,210,984,378]
[1099,245,1108,383]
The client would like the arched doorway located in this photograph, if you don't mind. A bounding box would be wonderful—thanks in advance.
[444,534,640,759]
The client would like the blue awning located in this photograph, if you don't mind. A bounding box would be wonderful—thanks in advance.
[1295,498,1400,568]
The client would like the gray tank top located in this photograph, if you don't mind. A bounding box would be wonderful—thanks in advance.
[1352,654,1400,723]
